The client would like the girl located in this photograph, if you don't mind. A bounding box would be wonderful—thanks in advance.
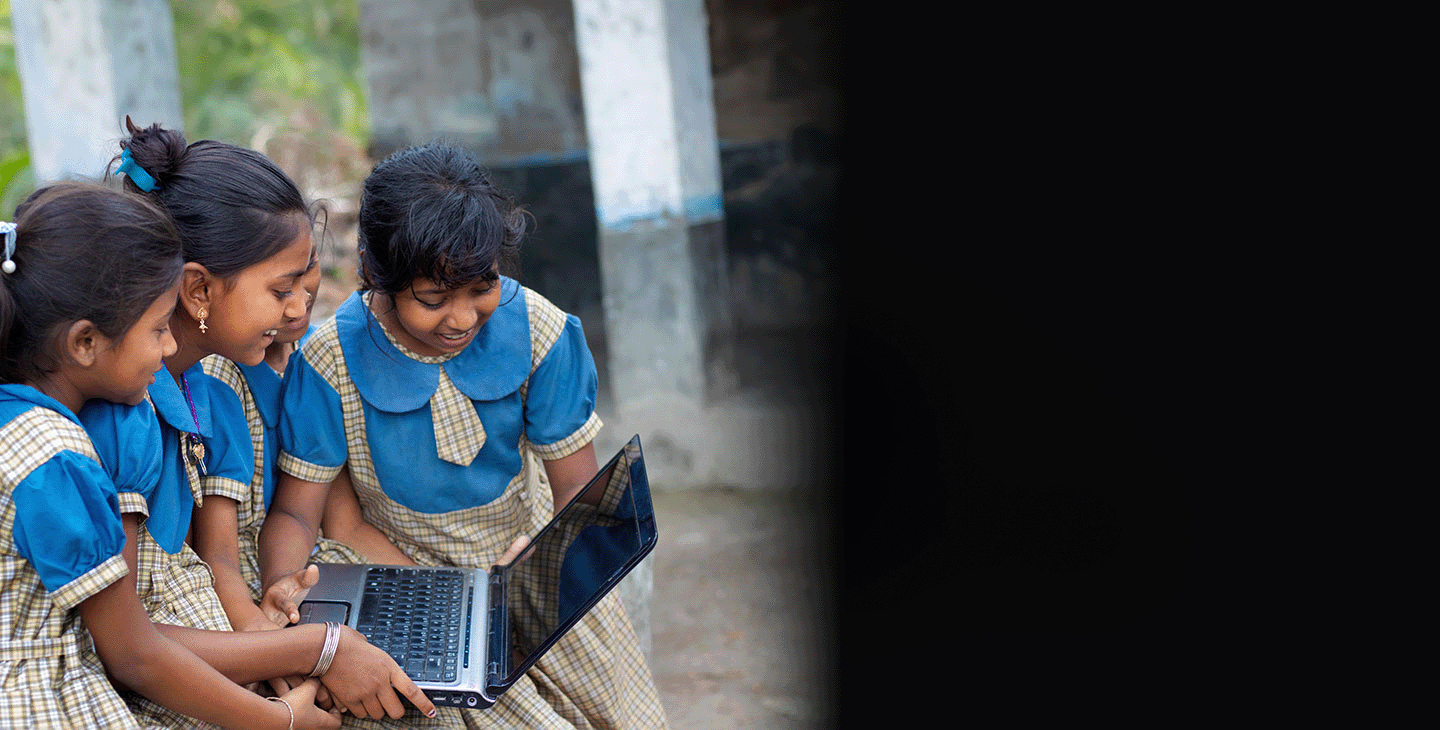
[197,234,367,636]
[81,120,437,726]
[259,141,669,728]
[0,182,337,729]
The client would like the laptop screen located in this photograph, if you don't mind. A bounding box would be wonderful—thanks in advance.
[498,435,657,684]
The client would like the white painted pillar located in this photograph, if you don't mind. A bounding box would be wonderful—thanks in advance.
[572,0,732,475]
[572,0,730,665]
[12,0,181,183]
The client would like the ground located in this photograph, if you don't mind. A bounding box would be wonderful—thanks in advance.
[649,487,833,730]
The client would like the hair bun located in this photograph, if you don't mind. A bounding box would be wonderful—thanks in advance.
[117,115,188,188]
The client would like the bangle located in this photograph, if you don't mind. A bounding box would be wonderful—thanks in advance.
[309,620,341,677]
[266,696,294,730]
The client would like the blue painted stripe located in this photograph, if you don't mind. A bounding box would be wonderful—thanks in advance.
[497,148,593,167]
[598,193,724,231]
[596,205,672,232]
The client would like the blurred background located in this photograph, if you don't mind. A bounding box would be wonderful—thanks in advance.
[2,0,845,727]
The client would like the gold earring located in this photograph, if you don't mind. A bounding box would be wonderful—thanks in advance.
[197,307,208,333]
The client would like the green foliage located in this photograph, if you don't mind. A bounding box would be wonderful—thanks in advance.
[0,146,31,219]
[0,0,370,214]
[170,0,368,147]
[0,0,33,216]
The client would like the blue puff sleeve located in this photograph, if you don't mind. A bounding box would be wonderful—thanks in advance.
[78,399,164,510]
[524,313,600,447]
[195,370,257,497]
[12,451,127,606]
[276,348,348,482]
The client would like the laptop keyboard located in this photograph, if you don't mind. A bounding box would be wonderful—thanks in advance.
[354,567,468,683]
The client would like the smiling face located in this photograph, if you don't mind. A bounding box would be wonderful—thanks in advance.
[274,244,322,346]
[374,272,502,357]
[91,279,181,405]
[204,228,314,366]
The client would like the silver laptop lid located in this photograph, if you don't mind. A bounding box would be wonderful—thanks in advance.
[486,434,658,695]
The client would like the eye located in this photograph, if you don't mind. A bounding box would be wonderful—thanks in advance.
[416,297,445,310]
[275,289,294,300]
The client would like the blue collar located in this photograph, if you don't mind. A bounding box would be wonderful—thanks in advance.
[237,360,282,428]
[238,323,315,427]
[0,383,83,424]
[334,279,531,413]
[147,363,209,436]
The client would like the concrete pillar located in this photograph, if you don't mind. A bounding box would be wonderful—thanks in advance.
[357,0,491,159]
[572,0,734,488]
[12,0,182,183]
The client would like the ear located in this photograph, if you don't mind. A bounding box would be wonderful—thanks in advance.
[64,319,107,368]
[179,262,215,319]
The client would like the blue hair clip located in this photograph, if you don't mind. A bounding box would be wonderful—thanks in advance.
[1,221,17,274]
[116,147,158,192]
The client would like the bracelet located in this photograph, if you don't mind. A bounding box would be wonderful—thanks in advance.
[266,696,294,730]
[309,620,341,677]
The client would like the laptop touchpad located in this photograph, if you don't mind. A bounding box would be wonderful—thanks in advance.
[298,601,350,625]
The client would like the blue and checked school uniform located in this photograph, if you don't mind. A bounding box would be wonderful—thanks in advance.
[278,280,668,729]
[0,385,143,728]
[200,327,364,601]
[80,362,254,729]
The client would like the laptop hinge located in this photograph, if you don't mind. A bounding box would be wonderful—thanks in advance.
[486,569,509,685]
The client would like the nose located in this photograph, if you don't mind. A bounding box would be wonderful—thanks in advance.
[161,326,178,359]
[447,305,479,334]
[282,289,307,322]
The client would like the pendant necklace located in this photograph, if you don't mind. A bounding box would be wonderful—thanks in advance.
[178,372,207,476]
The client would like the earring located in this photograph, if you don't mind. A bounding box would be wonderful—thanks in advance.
[197,307,208,334]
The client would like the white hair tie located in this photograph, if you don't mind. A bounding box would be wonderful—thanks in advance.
[0,221,16,274]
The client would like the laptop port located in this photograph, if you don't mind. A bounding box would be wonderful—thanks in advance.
[466,696,478,707]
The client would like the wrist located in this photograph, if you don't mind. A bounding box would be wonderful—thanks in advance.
[309,621,342,677]
[266,696,294,730]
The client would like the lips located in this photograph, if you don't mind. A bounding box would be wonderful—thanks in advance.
[436,328,475,348]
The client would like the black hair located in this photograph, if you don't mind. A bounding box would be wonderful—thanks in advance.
[109,117,316,277]
[357,140,526,295]
[0,182,185,384]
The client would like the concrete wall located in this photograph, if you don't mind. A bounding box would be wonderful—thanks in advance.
[360,0,586,165]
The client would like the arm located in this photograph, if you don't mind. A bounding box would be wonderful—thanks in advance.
[94,514,339,729]
[320,464,415,565]
[192,495,275,632]
[79,579,337,730]
[124,515,436,720]
[257,470,330,626]
[544,441,602,513]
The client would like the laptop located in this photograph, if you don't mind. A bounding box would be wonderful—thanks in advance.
[295,434,658,710]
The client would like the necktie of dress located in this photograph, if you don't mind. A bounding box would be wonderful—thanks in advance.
[430,366,486,466]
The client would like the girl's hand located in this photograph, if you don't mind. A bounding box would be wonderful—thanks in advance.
[265,674,322,704]
[261,564,321,626]
[281,678,342,730]
[236,604,288,634]
[319,626,437,720]
[495,534,531,567]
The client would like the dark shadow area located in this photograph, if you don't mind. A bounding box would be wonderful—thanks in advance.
[487,120,840,411]
[820,11,1261,722]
